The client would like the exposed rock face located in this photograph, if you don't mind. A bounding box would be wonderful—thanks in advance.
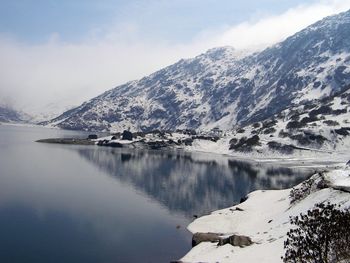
[192,233,253,248]
[47,10,350,132]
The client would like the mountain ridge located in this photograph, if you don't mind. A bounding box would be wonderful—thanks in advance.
[46,9,350,132]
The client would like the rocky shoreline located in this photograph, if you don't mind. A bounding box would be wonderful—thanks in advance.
[179,164,350,263]
[36,138,95,145]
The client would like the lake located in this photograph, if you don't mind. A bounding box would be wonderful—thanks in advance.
[0,125,312,263]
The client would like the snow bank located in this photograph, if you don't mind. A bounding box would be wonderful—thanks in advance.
[181,167,350,263]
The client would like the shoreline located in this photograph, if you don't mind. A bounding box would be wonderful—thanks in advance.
[35,133,348,169]
[179,164,350,263]
[33,129,350,262]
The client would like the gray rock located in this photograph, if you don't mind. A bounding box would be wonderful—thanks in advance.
[218,234,253,247]
[192,233,222,247]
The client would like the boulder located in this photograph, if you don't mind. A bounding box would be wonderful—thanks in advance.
[219,234,253,247]
[192,233,221,247]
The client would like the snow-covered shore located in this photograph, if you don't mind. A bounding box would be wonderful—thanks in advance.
[180,166,350,263]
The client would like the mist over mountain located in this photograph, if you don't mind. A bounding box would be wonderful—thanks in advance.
[0,105,27,123]
[46,9,350,132]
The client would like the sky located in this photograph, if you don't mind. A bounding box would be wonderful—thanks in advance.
[1,0,350,117]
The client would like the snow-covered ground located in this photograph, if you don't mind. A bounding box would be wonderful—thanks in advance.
[180,166,350,263]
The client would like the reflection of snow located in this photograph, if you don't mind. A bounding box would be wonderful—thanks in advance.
[75,147,310,218]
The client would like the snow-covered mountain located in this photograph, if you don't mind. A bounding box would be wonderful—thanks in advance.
[0,105,27,123]
[47,9,350,132]
[226,84,350,157]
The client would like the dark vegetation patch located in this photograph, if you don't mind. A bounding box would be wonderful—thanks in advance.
[229,135,260,152]
[267,141,295,154]
[289,175,320,204]
[309,105,347,117]
[286,121,306,129]
[309,105,333,116]
[262,119,277,129]
[278,130,290,138]
[300,115,319,124]
[252,122,261,128]
[290,114,300,121]
[334,127,350,136]
[303,103,317,111]
[192,135,220,142]
[263,127,276,134]
[290,132,327,146]
[323,120,340,126]
[332,108,347,115]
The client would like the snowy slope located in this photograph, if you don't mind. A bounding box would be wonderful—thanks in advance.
[48,9,350,132]
[0,105,28,123]
[226,85,350,158]
[181,167,350,263]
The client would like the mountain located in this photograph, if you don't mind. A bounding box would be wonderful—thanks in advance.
[227,84,350,156]
[47,10,350,132]
[0,105,27,123]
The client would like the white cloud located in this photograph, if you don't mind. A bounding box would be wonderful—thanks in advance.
[211,0,350,49]
[0,0,349,117]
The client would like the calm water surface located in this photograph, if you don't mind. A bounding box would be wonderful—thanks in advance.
[0,125,312,263]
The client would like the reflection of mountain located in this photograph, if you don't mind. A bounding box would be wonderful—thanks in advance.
[75,148,310,217]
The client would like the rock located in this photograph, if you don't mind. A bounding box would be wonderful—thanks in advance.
[239,195,248,203]
[192,233,222,247]
[218,234,253,247]
[347,160,350,166]
[87,134,98,140]
[317,178,330,189]
[122,130,133,141]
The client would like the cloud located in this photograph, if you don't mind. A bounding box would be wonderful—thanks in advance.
[0,0,350,117]
[211,0,350,49]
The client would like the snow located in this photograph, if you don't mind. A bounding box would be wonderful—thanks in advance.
[181,167,350,263]
[325,169,350,188]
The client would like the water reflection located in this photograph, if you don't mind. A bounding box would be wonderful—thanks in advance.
[0,125,313,263]
[0,126,192,263]
[74,147,311,217]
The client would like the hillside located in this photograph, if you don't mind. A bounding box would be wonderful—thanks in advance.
[0,105,27,123]
[46,10,350,132]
